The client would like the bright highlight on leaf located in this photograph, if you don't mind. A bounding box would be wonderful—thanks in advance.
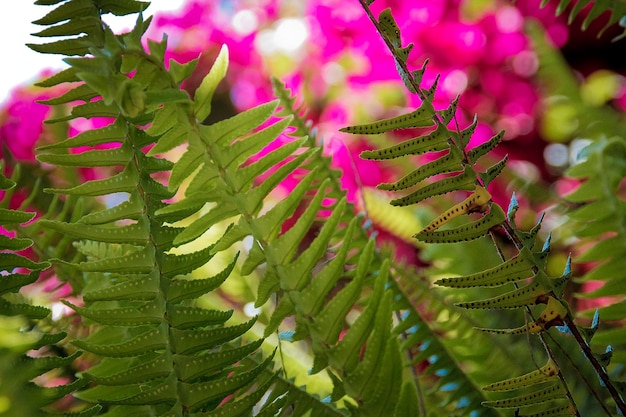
[194,44,229,122]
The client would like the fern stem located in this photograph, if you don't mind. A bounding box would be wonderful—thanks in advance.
[489,230,582,417]
[563,315,626,415]
[543,330,615,416]
[500,216,626,415]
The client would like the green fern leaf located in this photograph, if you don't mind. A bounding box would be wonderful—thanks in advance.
[415,203,505,243]
[194,44,229,122]
[360,122,449,160]
[292,216,359,318]
[435,247,535,288]
[72,325,168,357]
[482,359,559,392]
[339,101,435,134]
[45,164,138,196]
[482,382,565,409]
[179,353,274,411]
[62,299,163,326]
[84,271,159,302]
[164,255,237,303]
[309,239,374,347]
[174,339,264,382]
[390,166,476,206]
[166,305,233,330]
[84,356,171,385]
[328,254,386,373]
[344,287,392,402]
[378,149,463,191]
[37,144,133,167]
[37,82,98,104]
[456,280,546,310]
[160,245,215,278]
[170,317,256,355]
[39,217,149,244]
[37,119,128,150]
[278,198,348,290]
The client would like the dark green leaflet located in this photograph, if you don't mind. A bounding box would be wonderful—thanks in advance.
[105,375,178,405]
[0,272,39,295]
[84,356,171,385]
[419,185,491,233]
[476,322,543,335]
[37,118,128,150]
[72,325,168,357]
[437,96,459,125]
[174,339,264,382]
[391,166,476,206]
[515,403,574,417]
[361,123,450,161]
[72,244,155,274]
[377,150,462,191]
[38,143,134,167]
[482,382,565,408]
[482,359,558,391]
[78,192,145,225]
[0,298,49,319]
[179,354,274,411]
[413,191,505,241]
[435,247,535,288]
[457,116,477,148]
[62,300,163,326]
[38,83,98,105]
[164,255,237,303]
[45,164,139,196]
[170,318,257,355]
[340,101,435,135]
[166,305,233,329]
[480,155,508,186]
[0,208,35,224]
[378,8,401,48]
[39,217,150,244]
[34,66,79,87]
[456,280,546,309]
[83,270,159,301]
[468,130,505,164]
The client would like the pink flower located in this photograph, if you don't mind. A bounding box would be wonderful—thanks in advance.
[0,87,52,162]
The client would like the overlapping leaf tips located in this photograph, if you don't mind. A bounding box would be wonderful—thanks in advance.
[0,169,74,416]
[31,1,274,415]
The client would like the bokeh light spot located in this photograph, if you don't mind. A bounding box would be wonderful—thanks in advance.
[496,6,523,33]
[513,50,539,77]
[232,9,258,36]
[274,18,309,52]
[443,70,468,95]
[544,143,569,168]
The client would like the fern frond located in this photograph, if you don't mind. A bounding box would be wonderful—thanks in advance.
[30,2,272,415]
[0,167,77,416]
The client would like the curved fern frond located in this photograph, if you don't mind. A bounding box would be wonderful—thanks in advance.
[31,1,273,415]
[346,1,626,414]
[273,78,517,416]
[0,167,80,416]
